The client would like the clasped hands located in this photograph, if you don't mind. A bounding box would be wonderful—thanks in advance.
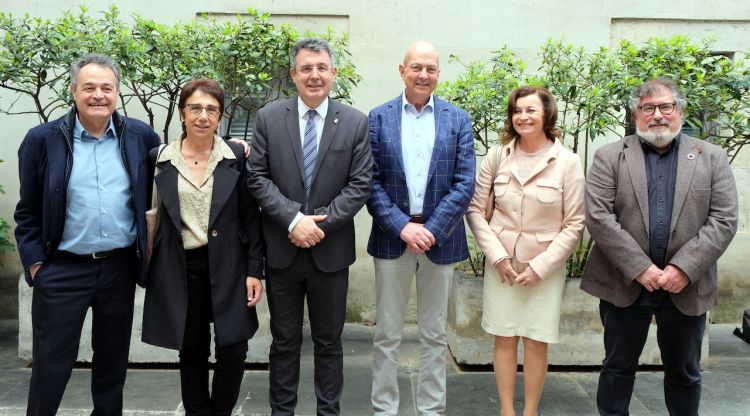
[494,258,541,287]
[289,214,327,248]
[400,222,435,253]
[636,264,689,293]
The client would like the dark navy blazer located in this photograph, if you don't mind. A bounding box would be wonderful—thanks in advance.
[14,108,162,286]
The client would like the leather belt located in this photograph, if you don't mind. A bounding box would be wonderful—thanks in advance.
[409,214,425,224]
[58,245,134,261]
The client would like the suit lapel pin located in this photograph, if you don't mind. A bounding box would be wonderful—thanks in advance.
[688,145,702,160]
[333,118,339,124]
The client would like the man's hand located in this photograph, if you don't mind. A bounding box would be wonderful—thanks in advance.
[399,222,435,253]
[289,215,327,248]
[658,264,690,293]
[635,264,663,292]
[29,264,42,280]
[494,258,517,285]
[515,266,542,287]
[227,137,251,157]
[246,277,263,307]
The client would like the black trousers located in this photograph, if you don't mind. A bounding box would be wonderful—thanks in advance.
[597,290,706,416]
[266,249,348,416]
[27,249,136,416]
[180,246,248,416]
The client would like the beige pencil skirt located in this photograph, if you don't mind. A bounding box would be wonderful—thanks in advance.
[481,257,566,343]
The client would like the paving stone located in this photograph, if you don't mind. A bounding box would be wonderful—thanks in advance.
[0,320,748,415]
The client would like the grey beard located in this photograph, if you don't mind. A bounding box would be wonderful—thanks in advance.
[637,127,679,148]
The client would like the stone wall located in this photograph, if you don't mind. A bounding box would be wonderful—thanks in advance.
[1,0,749,327]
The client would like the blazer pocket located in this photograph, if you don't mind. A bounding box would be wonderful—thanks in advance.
[491,224,505,238]
[689,188,710,196]
[697,275,714,299]
[327,147,348,155]
[493,174,511,197]
[535,230,558,242]
[536,179,561,203]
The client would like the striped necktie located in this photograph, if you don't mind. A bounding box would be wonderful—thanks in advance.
[303,109,318,213]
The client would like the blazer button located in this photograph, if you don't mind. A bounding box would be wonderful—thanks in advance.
[211,229,218,237]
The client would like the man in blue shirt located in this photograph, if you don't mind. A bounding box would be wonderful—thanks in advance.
[14,54,161,415]
[366,41,475,415]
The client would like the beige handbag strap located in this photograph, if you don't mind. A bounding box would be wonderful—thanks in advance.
[150,144,167,210]
[493,144,504,174]
[484,144,503,221]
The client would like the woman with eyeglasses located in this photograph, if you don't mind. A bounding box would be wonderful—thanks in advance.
[141,78,264,415]
[466,86,585,416]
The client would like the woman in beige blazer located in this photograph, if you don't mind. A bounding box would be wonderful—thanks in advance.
[466,86,585,416]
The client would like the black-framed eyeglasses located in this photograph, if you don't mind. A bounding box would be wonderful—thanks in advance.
[186,103,220,118]
[638,102,676,117]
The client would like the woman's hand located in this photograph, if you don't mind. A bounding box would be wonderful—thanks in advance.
[227,137,251,157]
[494,258,518,285]
[515,266,542,287]
[246,276,263,307]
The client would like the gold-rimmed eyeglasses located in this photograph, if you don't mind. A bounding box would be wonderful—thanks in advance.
[185,103,220,118]
[638,102,677,117]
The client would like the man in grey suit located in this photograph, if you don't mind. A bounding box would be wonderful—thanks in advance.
[247,37,373,416]
[582,77,738,416]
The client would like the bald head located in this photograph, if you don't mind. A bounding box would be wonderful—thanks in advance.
[403,41,440,67]
[399,41,441,111]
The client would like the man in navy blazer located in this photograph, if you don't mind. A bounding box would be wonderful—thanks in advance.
[14,54,161,415]
[367,41,475,415]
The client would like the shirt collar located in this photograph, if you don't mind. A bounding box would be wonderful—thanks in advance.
[298,96,329,121]
[158,134,236,164]
[74,115,116,140]
[401,91,434,115]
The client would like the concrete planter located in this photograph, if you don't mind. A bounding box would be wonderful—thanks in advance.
[446,270,709,366]
[18,275,272,363]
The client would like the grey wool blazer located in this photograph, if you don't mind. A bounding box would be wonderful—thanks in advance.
[581,133,738,316]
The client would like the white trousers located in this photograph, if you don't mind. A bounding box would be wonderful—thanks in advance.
[371,253,453,416]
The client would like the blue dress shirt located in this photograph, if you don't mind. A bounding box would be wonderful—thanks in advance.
[58,116,136,254]
[401,91,436,215]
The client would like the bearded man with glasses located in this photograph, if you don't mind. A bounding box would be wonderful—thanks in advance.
[581,77,739,415]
